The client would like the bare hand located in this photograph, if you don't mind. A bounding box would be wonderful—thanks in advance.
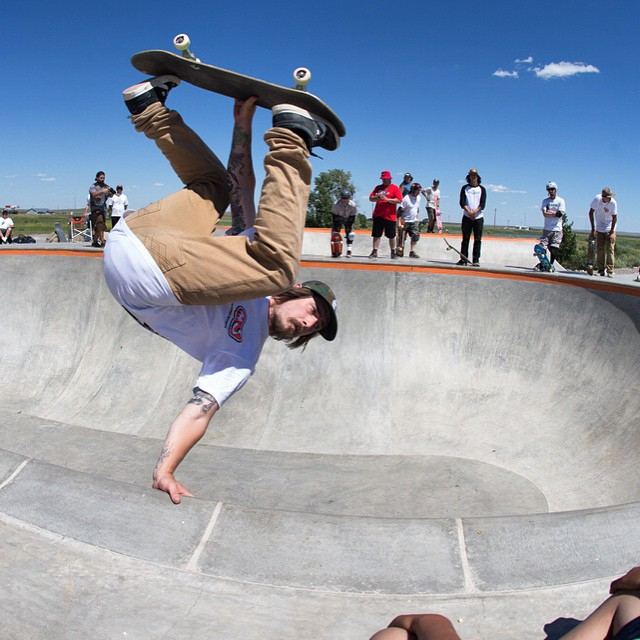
[233,96,258,127]
[153,472,194,505]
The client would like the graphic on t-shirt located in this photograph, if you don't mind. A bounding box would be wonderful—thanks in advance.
[228,305,247,342]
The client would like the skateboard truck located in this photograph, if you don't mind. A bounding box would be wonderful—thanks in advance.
[173,34,200,62]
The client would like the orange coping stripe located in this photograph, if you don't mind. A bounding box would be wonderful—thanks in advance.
[0,249,102,258]
[2,247,637,298]
[300,259,640,297]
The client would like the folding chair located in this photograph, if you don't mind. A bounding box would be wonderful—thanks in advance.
[68,214,92,243]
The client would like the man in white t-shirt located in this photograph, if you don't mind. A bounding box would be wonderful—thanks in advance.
[398,182,422,258]
[537,181,566,269]
[0,211,15,243]
[588,186,618,277]
[107,185,129,229]
[422,179,440,233]
[104,79,341,503]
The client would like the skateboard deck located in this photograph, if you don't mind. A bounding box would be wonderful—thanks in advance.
[54,222,67,243]
[586,233,596,275]
[330,231,343,258]
[396,222,406,257]
[131,37,346,137]
[443,237,470,264]
[534,243,554,272]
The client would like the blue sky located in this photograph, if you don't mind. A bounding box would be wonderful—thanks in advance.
[2,0,638,231]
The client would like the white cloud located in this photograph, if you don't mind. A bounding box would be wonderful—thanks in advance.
[493,69,519,78]
[40,177,56,182]
[515,56,533,64]
[530,61,600,80]
[486,183,527,194]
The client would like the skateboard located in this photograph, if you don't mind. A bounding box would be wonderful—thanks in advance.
[534,243,554,272]
[330,231,343,258]
[131,34,346,137]
[443,237,470,264]
[396,222,406,257]
[54,222,67,243]
[586,233,596,275]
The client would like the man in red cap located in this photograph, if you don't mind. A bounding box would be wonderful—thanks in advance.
[368,170,403,259]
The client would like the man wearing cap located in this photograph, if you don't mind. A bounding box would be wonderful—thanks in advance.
[331,190,357,257]
[104,96,338,504]
[588,187,618,277]
[538,181,565,270]
[369,170,403,259]
[398,173,414,198]
[422,179,441,233]
[458,168,486,266]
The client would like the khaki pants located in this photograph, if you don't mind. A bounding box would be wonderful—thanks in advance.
[125,103,311,305]
[596,231,615,273]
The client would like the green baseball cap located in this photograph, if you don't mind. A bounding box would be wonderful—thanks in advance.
[302,280,338,341]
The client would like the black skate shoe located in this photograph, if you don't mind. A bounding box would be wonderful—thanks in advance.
[272,104,339,152]
[122,75,181,115]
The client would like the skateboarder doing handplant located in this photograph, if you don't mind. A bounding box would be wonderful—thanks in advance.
[103,75,341,503]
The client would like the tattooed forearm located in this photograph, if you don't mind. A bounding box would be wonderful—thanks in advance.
[231,125,252,148]
[188,388,217,415]
[226,171,245,234]
[153,444,174,479]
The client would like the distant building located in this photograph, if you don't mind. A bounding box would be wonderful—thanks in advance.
[25,208,53,215]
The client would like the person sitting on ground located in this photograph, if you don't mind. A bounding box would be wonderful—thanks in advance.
[367,566,640,640]
[0,210,15,244]
[103,75,342,504]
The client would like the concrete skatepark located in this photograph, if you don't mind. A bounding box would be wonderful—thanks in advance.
[1,231,640,639]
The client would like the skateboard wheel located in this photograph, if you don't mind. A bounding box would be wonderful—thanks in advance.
[293,67,311,88]
[173,34,191,51]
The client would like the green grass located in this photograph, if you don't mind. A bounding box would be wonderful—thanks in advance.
[7,211,234,235]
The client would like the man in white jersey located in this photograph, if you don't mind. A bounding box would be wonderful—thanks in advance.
[458,168,486,266]
[537,181,565,270]
[398,182,423,258]
[588,186,618,277]
[104,79,340,504]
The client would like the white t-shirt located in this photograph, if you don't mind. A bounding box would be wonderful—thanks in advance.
[103,219,269,407]
[424,187,440,209]
[590,194,618,232]
[109,193,129,217]
[540,196,565,232]
[400,194,421,222]
[0,216,14,230]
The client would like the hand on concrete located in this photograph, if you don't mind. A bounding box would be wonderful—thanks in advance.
[153,472,194,505]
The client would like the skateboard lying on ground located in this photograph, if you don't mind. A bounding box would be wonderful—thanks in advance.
[330,231,343,258]
[131,34,346,137]
[534,243,554,272]
[586,233,596,275]
[443,237,470,264]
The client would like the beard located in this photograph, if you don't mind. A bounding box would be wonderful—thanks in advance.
[269,314,304,340]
